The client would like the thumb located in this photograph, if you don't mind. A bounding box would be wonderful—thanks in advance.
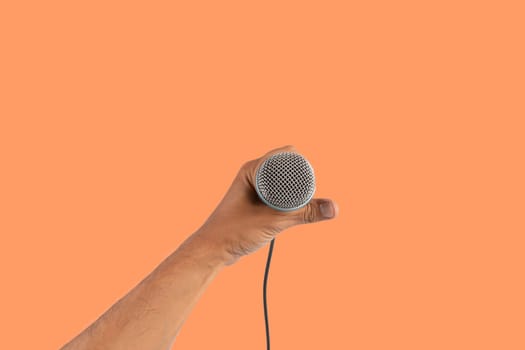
[296,198,339,225]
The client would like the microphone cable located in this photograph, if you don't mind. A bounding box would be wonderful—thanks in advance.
[263,238,275,350]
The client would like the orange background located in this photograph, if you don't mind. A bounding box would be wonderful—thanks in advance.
[1,1,524,349]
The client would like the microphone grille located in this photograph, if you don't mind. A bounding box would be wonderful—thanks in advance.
[255,152,316,211]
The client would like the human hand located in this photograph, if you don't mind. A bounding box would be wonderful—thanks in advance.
[193,145,339,266]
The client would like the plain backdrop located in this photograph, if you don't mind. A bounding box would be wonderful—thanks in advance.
[0,1,524,349]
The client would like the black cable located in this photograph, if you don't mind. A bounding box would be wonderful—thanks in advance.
[263,238,275,350]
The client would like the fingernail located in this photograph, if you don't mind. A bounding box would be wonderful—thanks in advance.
[320,202,335,218]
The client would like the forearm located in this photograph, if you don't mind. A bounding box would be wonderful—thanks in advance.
[60,230,226,350]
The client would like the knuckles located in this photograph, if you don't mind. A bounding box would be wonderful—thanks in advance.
[302,203,317,224]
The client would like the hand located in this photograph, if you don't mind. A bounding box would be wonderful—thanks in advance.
[193,145,339,266]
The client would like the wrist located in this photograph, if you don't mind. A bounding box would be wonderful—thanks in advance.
[179,229,231,270]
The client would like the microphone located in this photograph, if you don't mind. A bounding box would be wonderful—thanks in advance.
[255,151,316,350]
[255,151,316,211]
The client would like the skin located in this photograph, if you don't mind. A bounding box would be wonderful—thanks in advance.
[60,145,339,350]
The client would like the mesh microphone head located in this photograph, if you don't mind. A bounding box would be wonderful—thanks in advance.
[255,152,316,211]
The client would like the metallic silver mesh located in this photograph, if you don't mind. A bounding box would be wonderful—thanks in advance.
[255,152,316,211]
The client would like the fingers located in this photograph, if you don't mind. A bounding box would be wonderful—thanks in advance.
[296,198,339,224]
[254,145,298,171]
[240,145,299,186]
